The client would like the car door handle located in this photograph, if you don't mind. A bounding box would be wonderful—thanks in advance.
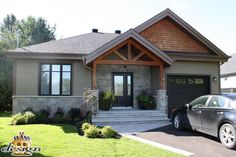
[196,111,202,114]
[216,111,224,115]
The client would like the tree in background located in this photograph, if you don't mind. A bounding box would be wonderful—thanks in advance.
[0,14,56,111]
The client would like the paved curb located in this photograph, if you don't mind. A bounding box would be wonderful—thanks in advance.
[123,134,194,156]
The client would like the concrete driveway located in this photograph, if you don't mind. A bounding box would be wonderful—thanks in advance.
[135,125,236,157]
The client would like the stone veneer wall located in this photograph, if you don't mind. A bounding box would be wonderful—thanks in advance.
[12,96,84,115]
[96,65,151,108]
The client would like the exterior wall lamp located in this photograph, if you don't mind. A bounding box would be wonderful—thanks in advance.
[213,76,217,82]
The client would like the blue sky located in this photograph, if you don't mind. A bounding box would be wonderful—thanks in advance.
[0,0,235,54]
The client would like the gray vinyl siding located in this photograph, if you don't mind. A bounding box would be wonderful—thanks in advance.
[15,59,39,95]
[73,62,92,95]
[165,61,220,94]
[15,59,92,96]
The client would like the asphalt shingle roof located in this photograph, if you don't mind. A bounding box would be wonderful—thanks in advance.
[8,32,119,54]
[221,53,236,76]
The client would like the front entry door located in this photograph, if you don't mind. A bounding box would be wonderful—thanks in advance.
[112,72,133,107]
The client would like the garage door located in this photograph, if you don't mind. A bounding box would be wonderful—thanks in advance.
[167,75,210,116]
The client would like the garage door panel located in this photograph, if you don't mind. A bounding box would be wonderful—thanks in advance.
[167,75,210,116]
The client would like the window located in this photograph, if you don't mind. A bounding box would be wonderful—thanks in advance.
[40,64,71,96]
[208,96,229,108]
[190,96,209,108]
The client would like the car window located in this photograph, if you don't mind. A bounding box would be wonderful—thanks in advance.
[208,96,229,108]
[190,96,209,108]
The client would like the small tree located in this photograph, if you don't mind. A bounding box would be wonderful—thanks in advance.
[80,88,98,117]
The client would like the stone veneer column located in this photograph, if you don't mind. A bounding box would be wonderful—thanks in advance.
[155,90,167,114]
[89,90,99,114]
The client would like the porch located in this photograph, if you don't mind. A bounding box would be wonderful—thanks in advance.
[89,38,169,112]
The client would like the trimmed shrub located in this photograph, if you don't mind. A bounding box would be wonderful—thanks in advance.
[81,122,93,131]
[101,126,117,138]
[24,111,36,124]
[11,113,26,125]
[10,111,36,125]
[83,125,101,138]
[81,123,118,138]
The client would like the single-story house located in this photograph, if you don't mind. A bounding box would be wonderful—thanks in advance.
[221,53,236,93]
[7,8,229,116]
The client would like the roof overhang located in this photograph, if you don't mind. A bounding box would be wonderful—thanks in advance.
[6,52,85,60]
[85,29,173,66]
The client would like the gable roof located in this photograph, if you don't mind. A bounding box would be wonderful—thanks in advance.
[135,8,229,59]
[85,29,173,65]
[221,53,236,76]
[8,32,119,54]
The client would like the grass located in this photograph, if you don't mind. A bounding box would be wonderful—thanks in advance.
[0,113,184,157]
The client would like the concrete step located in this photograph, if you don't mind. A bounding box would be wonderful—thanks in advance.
[93,116,168,122]
[96,112,166,117]
[92,110,169,126]
[94,120,170,126]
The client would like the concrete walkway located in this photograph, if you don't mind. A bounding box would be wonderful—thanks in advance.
[110,121,170,134]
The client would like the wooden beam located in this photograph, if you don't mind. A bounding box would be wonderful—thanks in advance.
[128,42,131,60]
[92,62,97,89]
[159,64,164,90]
[132,52,144,61]
[96,40,129,61]
[114,50,127,61]
[95,60,161,66]
[130,40,161,62]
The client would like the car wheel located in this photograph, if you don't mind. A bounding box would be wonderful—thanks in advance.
[173,114,182,130]
[219,123,236,149]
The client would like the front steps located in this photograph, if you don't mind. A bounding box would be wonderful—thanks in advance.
[93,109,169,126]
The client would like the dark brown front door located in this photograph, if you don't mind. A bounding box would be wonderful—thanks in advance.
[112,72,133,107]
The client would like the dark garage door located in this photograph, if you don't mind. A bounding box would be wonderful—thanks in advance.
[167,75,210,116]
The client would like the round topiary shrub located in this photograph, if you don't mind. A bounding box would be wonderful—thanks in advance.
[83,125,101,138]
[81,122,93,131]
[101,126,117,138]
[10,111,36,125]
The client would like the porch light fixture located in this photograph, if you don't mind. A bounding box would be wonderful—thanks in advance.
[213,76,217,82]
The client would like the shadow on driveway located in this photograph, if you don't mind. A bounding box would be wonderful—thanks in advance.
[136,125,236,157]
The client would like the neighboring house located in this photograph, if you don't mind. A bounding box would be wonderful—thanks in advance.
[221,53,236,93]
[7,9,229,116]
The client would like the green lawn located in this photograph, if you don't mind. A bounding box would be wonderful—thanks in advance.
[0,115,184,157]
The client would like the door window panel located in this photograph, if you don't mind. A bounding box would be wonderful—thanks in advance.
[127,75,131,96]
[114,76,123,96]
